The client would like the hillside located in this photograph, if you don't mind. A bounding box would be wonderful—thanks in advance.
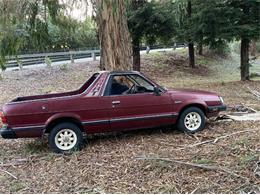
[0,50,259,193]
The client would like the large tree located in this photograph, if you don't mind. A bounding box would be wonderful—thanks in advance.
[193,0,259,80]
[128,0,175,71]
[0,0,62,69]
[228,0,260,81]
[95,0,132,71]
[174,0,196,68]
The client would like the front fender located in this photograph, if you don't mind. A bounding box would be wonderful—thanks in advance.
[174,99,208,116]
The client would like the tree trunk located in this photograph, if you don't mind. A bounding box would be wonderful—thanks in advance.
[132,38,141,71]
[188,43,195,68]
[240,38,250,81]
[187,0,195,68]
[96,0,132,71]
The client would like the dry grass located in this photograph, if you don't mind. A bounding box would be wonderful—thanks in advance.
[0,52,259,193]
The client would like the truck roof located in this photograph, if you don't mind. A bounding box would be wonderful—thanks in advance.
[98,70,140,75]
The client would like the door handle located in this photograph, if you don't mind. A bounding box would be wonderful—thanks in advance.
[112,101,121,105]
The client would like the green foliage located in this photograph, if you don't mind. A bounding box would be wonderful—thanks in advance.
[59,63,69,71]
[0,0,98,70]
[174,0,260,52]
[210,42,231,57]
[128,0,175,46]
[44,56,52,68]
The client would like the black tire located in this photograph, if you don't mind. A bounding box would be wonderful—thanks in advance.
[177,107,205,134]
[48,123,83,153]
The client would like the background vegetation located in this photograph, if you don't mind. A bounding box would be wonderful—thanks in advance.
[0,0,259,78]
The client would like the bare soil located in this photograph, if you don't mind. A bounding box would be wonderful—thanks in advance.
[0,52,259,193]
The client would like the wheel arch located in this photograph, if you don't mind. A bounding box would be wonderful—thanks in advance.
[177,103,207,121]
[44,114,84,134]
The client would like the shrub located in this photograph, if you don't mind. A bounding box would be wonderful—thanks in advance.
[45,57,52,68]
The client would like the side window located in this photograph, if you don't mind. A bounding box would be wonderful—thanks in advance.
[109,75,133,96]
[130,75,154,92]
[105,74,156,96]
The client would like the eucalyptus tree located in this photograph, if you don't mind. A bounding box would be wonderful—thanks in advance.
[92,0,132,71]
[0,0,62,69]
[0,0,29,70]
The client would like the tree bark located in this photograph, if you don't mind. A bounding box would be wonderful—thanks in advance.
[132,38,141,71]
[96,0,132,71]
[187,0,195,68]
[240,38,250,81]
[188,43,195,68]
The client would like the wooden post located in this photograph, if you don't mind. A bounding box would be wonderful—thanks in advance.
[92,52,96,61]
[0,69,3,80]
[70,52,74,64]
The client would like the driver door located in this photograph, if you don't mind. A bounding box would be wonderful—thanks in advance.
[104,74,175,131]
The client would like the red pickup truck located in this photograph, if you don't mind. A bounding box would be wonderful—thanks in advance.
[0,71,226,153]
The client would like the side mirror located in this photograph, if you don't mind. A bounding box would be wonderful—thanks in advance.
[154,86,161,96]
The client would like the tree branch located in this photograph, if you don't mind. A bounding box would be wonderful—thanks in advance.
[136,156,251,181]
[173,128,260,150]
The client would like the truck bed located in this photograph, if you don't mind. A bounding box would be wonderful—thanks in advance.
[11,73,99,103]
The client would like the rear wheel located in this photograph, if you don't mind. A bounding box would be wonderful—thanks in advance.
[177,107,205,133]
[48,123,83,153]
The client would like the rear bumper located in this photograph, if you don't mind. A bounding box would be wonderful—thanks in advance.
[208,105,227,112]
[0,127,17,139]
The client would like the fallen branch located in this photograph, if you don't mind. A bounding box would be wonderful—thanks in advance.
[174,128,260,150]
[0,155,49,167]
[247,86,260,100]
[0,169,18,179]
[0,159,30,167]
[136,156,251,181]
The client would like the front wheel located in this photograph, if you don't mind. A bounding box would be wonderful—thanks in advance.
[48,123,83,153]
[177,107,205,134]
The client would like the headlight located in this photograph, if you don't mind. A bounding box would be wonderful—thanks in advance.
[219,97,224,104]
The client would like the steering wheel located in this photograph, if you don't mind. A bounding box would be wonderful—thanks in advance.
[126,84,137,94]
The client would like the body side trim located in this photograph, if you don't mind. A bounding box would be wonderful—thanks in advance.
[110,113,178,123]
[10,113,178,132]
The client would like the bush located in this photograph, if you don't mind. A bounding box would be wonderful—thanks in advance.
[59,63,68,71]
[210,42,231,57]
[45,57,52,68]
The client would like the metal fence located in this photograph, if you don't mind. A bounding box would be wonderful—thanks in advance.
[5,44,185,68]
[5,50,100,68]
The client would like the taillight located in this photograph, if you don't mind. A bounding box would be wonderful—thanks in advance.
[0,111,7,125]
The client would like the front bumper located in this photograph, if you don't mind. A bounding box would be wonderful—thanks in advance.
[0,127,17,139]
[208,105,227,112]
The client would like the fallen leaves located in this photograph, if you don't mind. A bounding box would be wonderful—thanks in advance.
[0,53,260,193]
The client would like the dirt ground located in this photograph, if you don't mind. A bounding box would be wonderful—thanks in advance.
[0,51,259,193]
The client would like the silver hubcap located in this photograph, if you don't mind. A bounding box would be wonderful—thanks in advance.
[55,129,77,151]
[184,112,202,131]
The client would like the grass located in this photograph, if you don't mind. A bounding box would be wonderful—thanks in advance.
[192,158,213,165]
[9,182,26,193]
[23,140,48,155]
[238,153,258,165]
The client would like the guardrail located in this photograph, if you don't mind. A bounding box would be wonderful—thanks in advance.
[5,50,100,68]
[4,44,186,69]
